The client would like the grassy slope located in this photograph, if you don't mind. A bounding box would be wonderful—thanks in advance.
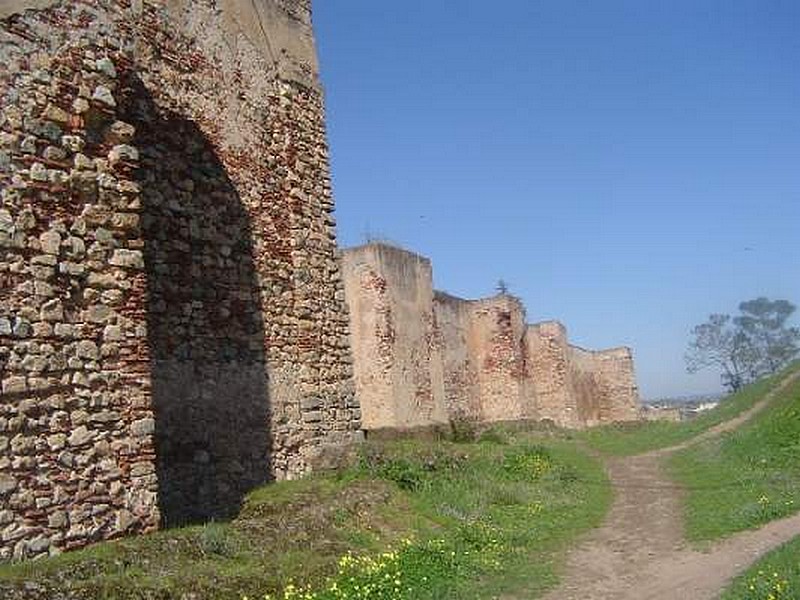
[579,363,800,457]
[667,373,800,542]
[720,535,800,600]
[0,430,610,600]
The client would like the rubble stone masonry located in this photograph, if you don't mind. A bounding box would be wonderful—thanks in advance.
[343,244,641,431]
[0,0,360,560]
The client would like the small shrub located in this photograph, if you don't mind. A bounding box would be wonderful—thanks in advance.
[477,428,506,445]
[359,443,471,491]
[552,464,581,483]
[501,447,553,481]
[737,495,793,527]
[378,459,427,491]
[449,419,478,443]
[198,522,237,557]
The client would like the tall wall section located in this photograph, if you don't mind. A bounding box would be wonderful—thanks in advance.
[432,292,480,421]
[342,243,640,431]
[567,345,604,427]
[433,293,534,424]
[340,244,447,430]
[0,0,360,561]
[592,347,640,422]
[465,296,529,422]
[526,322,580,427]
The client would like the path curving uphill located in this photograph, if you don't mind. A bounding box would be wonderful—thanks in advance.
[539,372,800,600]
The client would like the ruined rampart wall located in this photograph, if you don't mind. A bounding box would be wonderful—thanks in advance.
[525,322,578,427]
[340,244,447,430]
[0,0,359,560]
[593,347,640,422]
[467,296,528,422]
[432,292,480,421]
[567,345,604,427]
[342,244,641,432]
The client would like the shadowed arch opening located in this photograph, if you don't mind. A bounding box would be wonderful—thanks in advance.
[123,76,272,526]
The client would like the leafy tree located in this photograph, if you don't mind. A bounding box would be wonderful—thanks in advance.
[735,298,800,376]
[686,298,799,392]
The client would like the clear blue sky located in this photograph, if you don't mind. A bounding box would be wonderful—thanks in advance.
[313,1,800,399]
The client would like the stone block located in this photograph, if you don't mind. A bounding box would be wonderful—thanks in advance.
[301,397,322,411]
[102,325,123,342]
[86,304,112,324]
[302,411,323,423]
[47,434,67,451]
[130,417,155,437]
[95,57,117,79]
[109,249,144,269]
[2,376,27,394]
[106,121,135,144]
[40,298,64,321]
[115,510,135,533]
[68,426,95,447]
[108,144,139,165]
[0,475,17,496]
[92,86,116,107]
[76,341,99,360]
[39,230,61,255]
[47,511,68,529]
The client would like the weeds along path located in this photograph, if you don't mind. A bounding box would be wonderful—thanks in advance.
[539,372,800,600]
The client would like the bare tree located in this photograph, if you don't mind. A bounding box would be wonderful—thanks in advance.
[685,314,754,392]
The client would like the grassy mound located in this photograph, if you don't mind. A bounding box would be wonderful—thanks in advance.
[0,430,610,600]
[720,535,800,600]
[668,374,800,541]
[579,363,800,456]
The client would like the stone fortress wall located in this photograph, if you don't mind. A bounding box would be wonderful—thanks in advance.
[342,244,641,431]
[0,0,641,564]
[0,0,361,561]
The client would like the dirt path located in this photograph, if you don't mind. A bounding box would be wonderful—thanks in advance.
[539,373,800,600]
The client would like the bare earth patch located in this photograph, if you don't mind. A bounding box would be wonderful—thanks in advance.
[539,373,800,600]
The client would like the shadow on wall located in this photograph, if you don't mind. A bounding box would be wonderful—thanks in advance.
[123,77,272,526]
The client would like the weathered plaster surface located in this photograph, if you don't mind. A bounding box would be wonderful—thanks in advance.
[468,296,528,422]
[527,321,578,427]
[433,292,480,421]
[0,1,60,20]
[1,0,319,80]
[340,244,447,430]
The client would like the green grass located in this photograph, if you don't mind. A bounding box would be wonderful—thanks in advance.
[668,374,800,542]
[353,436,612,600]
[0,429,610,600]
[720,535,800,600]
[579,363,800,456]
